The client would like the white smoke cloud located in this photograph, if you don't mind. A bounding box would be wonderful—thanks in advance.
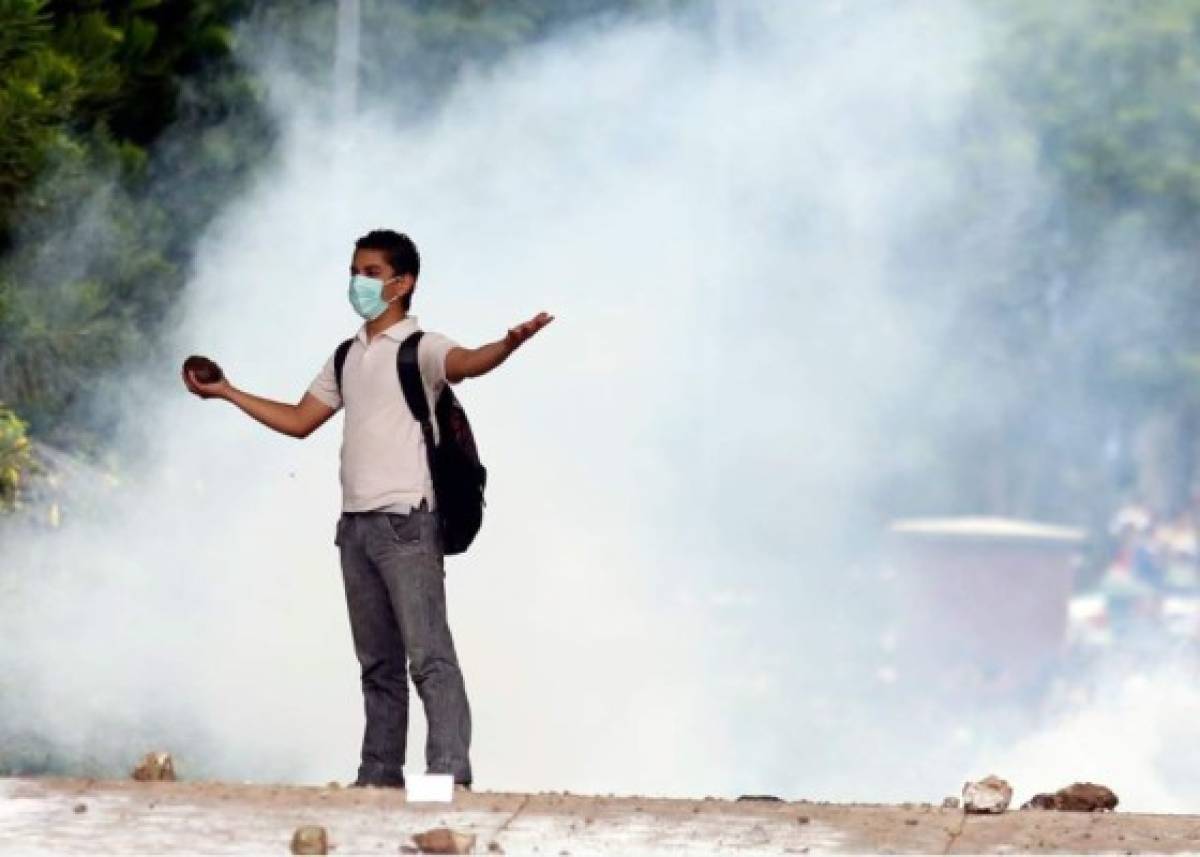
[980,662,1200,812]
[11,0,1193,810]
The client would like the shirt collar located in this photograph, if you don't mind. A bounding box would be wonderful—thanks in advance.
[356,315,418,346]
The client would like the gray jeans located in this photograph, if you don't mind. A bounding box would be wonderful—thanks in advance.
[335,507,472,785]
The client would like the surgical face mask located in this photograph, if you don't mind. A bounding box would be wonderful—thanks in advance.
[348,274,399,320]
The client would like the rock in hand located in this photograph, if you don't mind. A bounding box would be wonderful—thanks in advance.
[183,355,224,385]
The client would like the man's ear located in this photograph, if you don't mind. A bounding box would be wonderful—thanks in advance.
[386,274,415,302]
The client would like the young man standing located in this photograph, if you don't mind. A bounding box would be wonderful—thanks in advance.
[182,229,553,788]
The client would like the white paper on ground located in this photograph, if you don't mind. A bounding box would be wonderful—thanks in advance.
[406,773,454,803]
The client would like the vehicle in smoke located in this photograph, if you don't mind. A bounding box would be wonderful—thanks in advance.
[883,517,1086,703]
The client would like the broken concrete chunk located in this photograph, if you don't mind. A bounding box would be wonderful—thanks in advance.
[131,752,176,782]
[942,797,960,810]
[290,825,329,855]
[1021,783,1119,812]
[412,827,477,855]
[962,775,1013,814]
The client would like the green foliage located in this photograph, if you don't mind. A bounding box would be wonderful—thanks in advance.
[989,1,1200,228]
[882,0,1200,520]
[0,404,32,511]
[0,0,74,243]
[0,0,262,446]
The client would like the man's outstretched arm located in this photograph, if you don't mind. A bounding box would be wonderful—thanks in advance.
[182,368,336,439]
[445,311,555,383]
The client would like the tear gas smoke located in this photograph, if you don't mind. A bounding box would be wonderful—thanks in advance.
[3,0,1197,808]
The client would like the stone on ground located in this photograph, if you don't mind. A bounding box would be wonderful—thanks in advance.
[412,827,477,854]
[963,775,1013,814]
[131,752,176,782]
[290,824,329,855]
[1023,783,1119,812]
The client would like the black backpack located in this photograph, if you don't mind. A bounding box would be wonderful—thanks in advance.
[334,331,487,555]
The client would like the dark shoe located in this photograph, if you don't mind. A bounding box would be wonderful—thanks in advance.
[350,778,405,789]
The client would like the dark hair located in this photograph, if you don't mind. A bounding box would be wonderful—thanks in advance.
[355,229,420,310]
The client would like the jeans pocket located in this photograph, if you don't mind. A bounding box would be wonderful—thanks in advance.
[387,512,424,546]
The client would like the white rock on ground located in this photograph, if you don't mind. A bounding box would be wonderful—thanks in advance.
[963,775,1013,814]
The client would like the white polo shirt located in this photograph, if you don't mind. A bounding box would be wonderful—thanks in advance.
[307,317,459,513]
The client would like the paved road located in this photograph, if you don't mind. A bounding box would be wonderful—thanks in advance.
[3,777,1199,854]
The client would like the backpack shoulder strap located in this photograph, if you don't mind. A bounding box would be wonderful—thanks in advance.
[396,331,429,422]
[398,332,440,491]
[333,338,354,393]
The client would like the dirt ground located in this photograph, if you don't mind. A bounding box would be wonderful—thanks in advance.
[3,776,1200,854]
